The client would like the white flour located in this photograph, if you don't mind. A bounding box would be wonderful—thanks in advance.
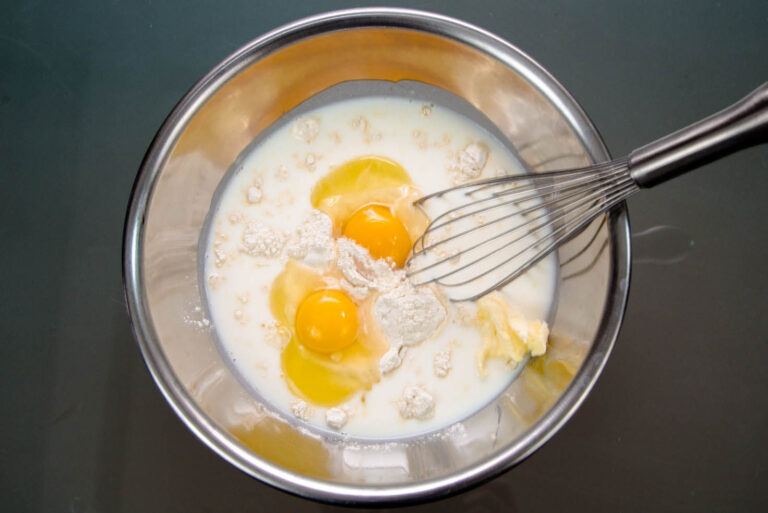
[433,349,452,378]
[333,238,448,376]
[241,222,286,258]
[398,385,435,420]
[325,407,349,430]
[456,142,489,180]
[291,400,312,421]
[290,116,320,143]
[285,210,335,268]
[335,237,404,299]
[373,283,446,374]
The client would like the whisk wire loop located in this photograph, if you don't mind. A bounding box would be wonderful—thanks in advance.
[407,159,639,300]
[411,165,631,259]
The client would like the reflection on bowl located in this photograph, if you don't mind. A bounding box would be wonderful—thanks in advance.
[123,8,630,505]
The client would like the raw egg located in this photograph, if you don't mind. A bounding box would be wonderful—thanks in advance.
[295,289,358,353]
[264,155,431,407]
[310,155,430,248]
[343,204,411,267]
[270,260,386,406]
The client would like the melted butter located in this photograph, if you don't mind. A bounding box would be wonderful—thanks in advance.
[503,332,584,425]
[475,293,549,375]
[528,356,578,392]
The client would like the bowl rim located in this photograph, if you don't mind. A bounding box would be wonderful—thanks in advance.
[123,7,631,505]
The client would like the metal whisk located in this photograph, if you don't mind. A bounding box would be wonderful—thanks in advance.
[407,82,768,301]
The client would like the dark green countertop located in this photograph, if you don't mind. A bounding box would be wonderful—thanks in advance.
[2,1,767,511]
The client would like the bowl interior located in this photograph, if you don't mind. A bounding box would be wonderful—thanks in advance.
[127,12,628,504]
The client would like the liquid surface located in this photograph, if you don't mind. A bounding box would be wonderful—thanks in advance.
[203,96,558,438]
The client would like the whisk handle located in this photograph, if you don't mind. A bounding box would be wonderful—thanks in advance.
[628,82,768,188]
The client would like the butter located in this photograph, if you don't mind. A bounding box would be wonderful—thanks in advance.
[475,293,549,375]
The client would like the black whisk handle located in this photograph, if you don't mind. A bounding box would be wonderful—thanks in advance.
[628,82,768,188]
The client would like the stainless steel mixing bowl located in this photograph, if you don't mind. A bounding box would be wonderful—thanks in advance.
[123,8,630,504]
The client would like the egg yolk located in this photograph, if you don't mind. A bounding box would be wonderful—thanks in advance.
[272,262,386,406]
[295,289,358,353]
[343,204,412,267]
